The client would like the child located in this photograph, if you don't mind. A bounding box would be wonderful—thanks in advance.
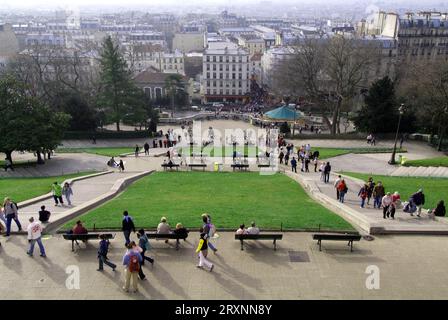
[196,228,214,272]
[358,184,368,208]
[97,234,116,272]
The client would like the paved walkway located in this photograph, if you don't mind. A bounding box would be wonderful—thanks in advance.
[1,232,448,299]
[12,172,138,232]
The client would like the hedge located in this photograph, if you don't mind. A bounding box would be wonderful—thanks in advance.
[64,130,154,140]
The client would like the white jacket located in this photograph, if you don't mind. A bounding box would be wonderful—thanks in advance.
[27,221,43,240]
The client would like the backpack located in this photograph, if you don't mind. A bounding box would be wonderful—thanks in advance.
[128,253,140,272]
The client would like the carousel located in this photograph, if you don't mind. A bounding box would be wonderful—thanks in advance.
[263,105,307,127]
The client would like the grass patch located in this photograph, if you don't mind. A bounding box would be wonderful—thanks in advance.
[298,147,407,160]
[403,156,448,168]
[340,172,448,209]
[178,146,259,157]
[0,172,96,203]
[64,172,354,231]
[57,147,134,157]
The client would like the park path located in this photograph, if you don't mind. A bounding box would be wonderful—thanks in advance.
[283,164,448,234]
[11,171,138,232]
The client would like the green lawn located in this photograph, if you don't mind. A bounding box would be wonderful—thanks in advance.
[299,147,407,160]
[178,146,259,157]
[57,147,134,157]
[64,172,354,231]
[403,156,448,168]
[340,172,448,209]
[0,172,95,203]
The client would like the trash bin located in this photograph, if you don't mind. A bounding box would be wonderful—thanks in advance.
[214,162,219,172]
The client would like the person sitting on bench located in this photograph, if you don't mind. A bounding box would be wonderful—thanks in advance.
[174,223,188,238]
[247,222,260,235]
[72,220,88,235]
[235,224,248,235]
[157,217,171,243]
[38,205,51,223]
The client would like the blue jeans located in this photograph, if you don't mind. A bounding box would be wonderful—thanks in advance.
[360,198,366,208]
[28,237,46,256]
[98,255,116,270]
[6,214,22,236]
[374,196,382,208]
[339,192,345,203]
[123,230,131,246]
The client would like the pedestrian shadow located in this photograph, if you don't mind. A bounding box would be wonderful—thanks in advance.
[211,253,264,291]
[149,263,189,299]
[317,247,386,263]
[210,271,256,300]
[234,242,291,269]
[0,243,23,276]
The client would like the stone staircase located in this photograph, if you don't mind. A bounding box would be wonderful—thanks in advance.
[391,166,448,178]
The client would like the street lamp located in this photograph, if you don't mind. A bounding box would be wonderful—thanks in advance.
[388,103,405,165]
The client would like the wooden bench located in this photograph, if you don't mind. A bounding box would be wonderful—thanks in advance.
[312,233,362,252]
[146,232,189,250]
[161,163,180,171]
[188,163,207,171]
[63,233,115,252]
[231,164,250,171]
[258,163,271,168]
[235,234,283,251]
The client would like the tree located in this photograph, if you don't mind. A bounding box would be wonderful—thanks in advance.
[59,91,98,131]
[165,74,188,117]
[97,36,144,131]
[0,75,70,164]
[274,37,381,134]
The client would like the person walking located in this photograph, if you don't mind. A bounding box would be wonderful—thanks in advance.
[291,157,297,173]
[202,214,217,253]
[358,184,368,208]
[137,229,154,266]
[62,182,73,206]
[122,211,135,247]
[334,175,342,200]
[337,179,348,203]
[324,162,331,183]
[129,241,147,280]
[144,142,150,156]
[319,162,326,181]
[278,151,284,164]
[382,193,393,219]
[134,145,140,157]
[410,189,425,217]
[97,234,116,272]
[196,227,214,272]
[3,197,22,236]
[313,157,318,172]
[26,217,46,257]
[373,181,385,209]
[52,182,64,206]
[284,152,289,166]
[122,243,142,293]
[366,177,375,206]
[119,160,125,172]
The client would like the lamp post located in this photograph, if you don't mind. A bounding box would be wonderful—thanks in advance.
[388,103,405,165]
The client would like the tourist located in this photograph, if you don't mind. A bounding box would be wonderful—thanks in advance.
[26,217,46,258]
[366,177,375,206]
[52,182,64,206]
[135,145,140,157]
[144,142,150,155]
[72,220,88,234]
[137,229,154,266]
[337,179,348,203]
[152,139,157,149]
[236,224,248,235]
[174,223,189,238]
[62,182,73,206]
[291,157,297,173]
[324,162,331,183]
[107,157,118,168]
[392,192,401,209]
[284,152,289,166]
[4,158,13,171]
[382,193,393,219]
[122,211,136,246]
[122,242,142,293]
[304,155,310,172]
[279,151,284,164]
[313,157,318,172]
[202,214,217,253]
[410,189,425,217]
[158,139,163,148]
[157,217,171,234]
[373,181,385,209]
[119,160,125,172]
[3,197,22,236]
[196,227,214,272]
[129,241,146,280]
[247,222,260,235]
[433,200,446,217]
[319,162,326,181]
[334,175,342,200]
[38,205,51,223]
[367,134,373,144]
[388,192,400,220]
[97,234,116,272]
[358,184,368,208]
